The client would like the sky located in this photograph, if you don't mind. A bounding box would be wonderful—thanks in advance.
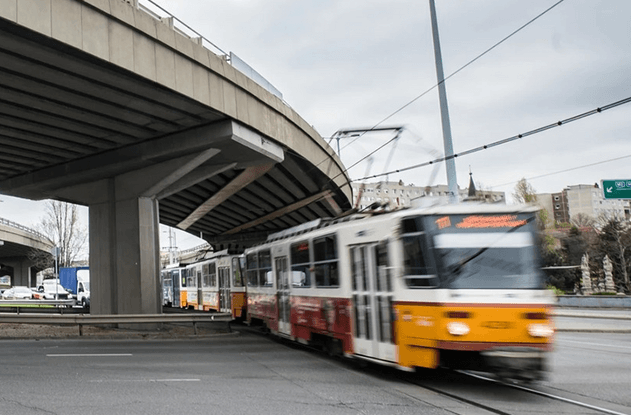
[2,0,631,250]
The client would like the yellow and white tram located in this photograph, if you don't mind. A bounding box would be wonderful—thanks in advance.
[185,250,246,315]
[244,203,555,380]
[161,265,186,308]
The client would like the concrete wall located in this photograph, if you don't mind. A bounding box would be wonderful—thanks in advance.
[558,295,631,308]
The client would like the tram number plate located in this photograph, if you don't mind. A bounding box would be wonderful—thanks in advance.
[481,321,512,329]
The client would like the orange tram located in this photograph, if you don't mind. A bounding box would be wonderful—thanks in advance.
[162,203,555,381]
[242,203,554,381]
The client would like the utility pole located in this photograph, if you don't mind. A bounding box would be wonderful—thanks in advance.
[429,0,458,204]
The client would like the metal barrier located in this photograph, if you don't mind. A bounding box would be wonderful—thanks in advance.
[0,312,232,336]
[0,300,76,314]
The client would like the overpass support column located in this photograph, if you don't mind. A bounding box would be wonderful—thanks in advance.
[88,149,221,315]
[89,183,161,315]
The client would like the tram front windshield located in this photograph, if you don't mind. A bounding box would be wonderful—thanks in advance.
[416,213,543,289]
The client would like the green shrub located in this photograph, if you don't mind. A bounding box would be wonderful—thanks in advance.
[546,285,565,296]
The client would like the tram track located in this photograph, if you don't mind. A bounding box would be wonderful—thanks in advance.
[236,323,630,415]
[405,369,630,415]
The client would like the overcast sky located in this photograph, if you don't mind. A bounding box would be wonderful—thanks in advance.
[2,0,630,249]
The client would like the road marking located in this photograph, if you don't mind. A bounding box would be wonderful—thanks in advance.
[88,379,200,383]
[46,354,133,357]
[558,339,631,351]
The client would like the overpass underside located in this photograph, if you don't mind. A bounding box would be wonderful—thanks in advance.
[0,0,351,315]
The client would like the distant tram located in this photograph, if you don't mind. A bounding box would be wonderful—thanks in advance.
[243,203,555,381]
[183,250,246,317]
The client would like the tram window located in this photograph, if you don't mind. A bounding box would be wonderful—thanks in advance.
[350,248,358,291]
[291,241,311,287]
[314,235,337,261]
[314,235,339,287]
[402,234,438,288]
[353,294,361,338]
[314,262,339,287]
[291,241,310,263]
[246,253,258,287]
[364,294,371,340]
[232,257,244,287]
[187,267,197,288]
[202,264,210,288]
[259,250,272,287]
[360,247,368,292]
[262,270,274,287]
[209,262,217,287]
[376,242,392,292]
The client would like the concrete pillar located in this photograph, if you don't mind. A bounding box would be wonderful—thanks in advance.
[89,179,161,315]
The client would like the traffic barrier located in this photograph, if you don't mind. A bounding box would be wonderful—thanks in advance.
[0,312,233,336]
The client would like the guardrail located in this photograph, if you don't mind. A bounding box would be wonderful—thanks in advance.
[0,300,76,314]
[0,312,233,336]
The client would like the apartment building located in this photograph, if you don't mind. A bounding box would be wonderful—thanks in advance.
[538,184,630,227]
[350,180,506,210]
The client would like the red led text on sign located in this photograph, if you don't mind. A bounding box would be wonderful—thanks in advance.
[456,215,526,229]
[435,216,451,229]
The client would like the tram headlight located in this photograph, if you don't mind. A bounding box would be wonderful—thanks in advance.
[528,323,554,338]
[446,321,470,336]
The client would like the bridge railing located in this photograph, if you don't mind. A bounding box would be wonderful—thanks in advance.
[0,217,48,241]
[133,0,284,100]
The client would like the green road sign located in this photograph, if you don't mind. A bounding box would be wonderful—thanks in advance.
[602,180,631,199]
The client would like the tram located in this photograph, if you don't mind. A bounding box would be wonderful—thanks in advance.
[161,265,186,308]
[244,203,555,381]
[184,250,246,317]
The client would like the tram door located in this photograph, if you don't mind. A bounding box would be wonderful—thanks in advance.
[275,257,291,335]
[218,266,231,313]
[196,267,203,311]
[350,243,395,363]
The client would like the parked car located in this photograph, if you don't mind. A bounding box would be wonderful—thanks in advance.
[2,286,33,300]
[37,279,73,300]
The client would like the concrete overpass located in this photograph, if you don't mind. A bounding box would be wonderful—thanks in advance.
[0,0,352,315]
[0,217,53,287]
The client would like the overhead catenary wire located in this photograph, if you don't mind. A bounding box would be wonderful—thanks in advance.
[352,96,631,182]
[492,153,631,189]
[322,0,566,186]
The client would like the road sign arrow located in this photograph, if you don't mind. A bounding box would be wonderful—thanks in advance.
[606,187,613,193]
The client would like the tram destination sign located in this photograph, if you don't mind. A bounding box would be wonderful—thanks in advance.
[601,179,631,199]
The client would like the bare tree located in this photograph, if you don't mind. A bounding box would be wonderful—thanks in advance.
[571,213,596,229]
[29,200,88,270]
[512,178,537,204]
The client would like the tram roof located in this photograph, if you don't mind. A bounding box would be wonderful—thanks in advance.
[261,202,540,244]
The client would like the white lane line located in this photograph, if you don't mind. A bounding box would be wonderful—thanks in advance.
[46,354,133,357]
[557,339,631,351]
[88,379,200,383]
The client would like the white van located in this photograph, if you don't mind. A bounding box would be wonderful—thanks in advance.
[38,279,72,300]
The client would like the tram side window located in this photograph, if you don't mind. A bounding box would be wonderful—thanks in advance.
[401,218,438,288]
[246,253,258,287]
[314,235,339,287]
[259,250,273,286]
[187,267,197,288]
[202,264,211,288]
[375,241,392,292]
[232,257,244,287]
[290,241,311,287]
[209,262,217,287]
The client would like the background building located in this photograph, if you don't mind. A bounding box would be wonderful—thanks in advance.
[538,184,630,228]
[350,181,506,211]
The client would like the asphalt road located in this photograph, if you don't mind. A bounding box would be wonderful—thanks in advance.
[1,329,630,415]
